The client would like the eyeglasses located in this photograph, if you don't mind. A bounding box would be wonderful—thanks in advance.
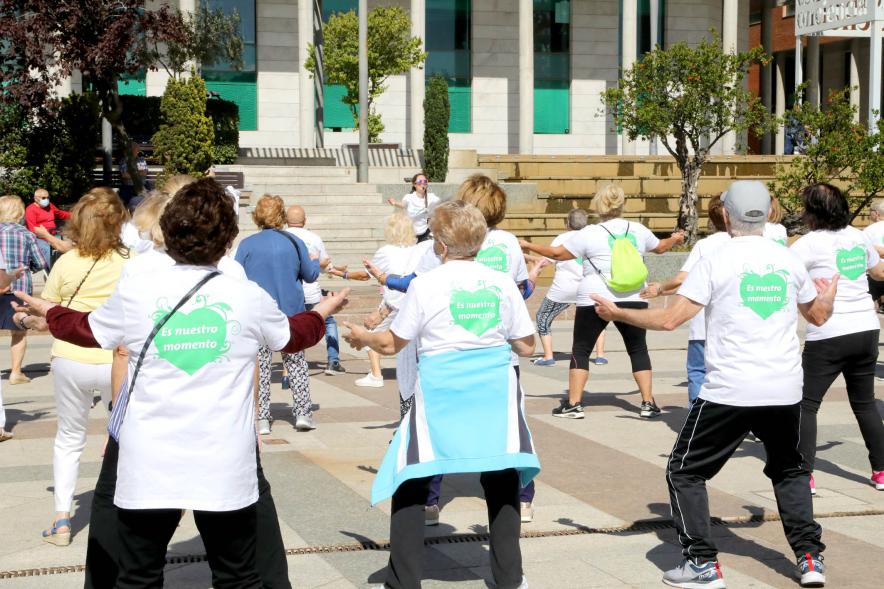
[415,179,428,185]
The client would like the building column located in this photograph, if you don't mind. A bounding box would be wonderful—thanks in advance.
[721,0,739,154]
[775,52,786,154]
[621,0,637,155]
[519,0,534,154]
[410,0,426,150]
[299,0,315,148]
[850,39,861,123]
[760,0,773,154]
[807,35,820,108]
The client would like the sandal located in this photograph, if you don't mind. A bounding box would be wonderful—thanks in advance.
[42,518,72,546]
[0,429,12,442]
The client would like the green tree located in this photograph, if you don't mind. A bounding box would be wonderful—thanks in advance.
[423,75,450,182]
[305,5,426,143]
[771,88,884,230]
[152,74,215,180]
[602,34,775,244]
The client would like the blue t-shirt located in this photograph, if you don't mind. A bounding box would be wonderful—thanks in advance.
[235,229,320,315]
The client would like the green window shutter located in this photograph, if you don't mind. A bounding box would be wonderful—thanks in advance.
[534,81,569,134]
[118,71,146,96]
[448,82,471,133]
[205,78,258,131]
[323,84,355,129]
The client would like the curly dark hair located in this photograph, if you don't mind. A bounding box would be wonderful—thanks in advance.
[160,178,239,266]
[801,183,850,231]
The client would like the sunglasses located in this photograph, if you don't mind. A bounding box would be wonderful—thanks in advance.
[415,179,428,185]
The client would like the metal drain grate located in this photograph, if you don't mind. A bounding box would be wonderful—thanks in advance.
[3,508,883,579]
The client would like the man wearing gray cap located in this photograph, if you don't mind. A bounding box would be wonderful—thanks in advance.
[592,181,838,588]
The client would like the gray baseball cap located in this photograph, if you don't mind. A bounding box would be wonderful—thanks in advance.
[723,180,770,223]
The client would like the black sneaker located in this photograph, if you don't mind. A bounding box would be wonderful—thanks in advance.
[797,553,825,587]
[640,401,662,418]
[552,400,584,419]
[324,361,346,376]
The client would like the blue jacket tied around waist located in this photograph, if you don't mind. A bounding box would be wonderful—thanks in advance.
[371,344,541,504]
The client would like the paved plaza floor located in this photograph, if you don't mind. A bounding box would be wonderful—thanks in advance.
[1,319,883,588]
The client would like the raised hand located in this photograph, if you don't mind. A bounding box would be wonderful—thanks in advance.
[640,282,663,300]
[342,321,370,351]
[589,295,619,321]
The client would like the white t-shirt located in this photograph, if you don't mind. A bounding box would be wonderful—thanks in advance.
[402,192,441,236]
[790,227,880,341]
[89,265,291,511]
[563,219,660,306]
[391,260,535,357]
[678,236,817,407]
[120,247,246,281]
[120,222,154,254]
[764,223,788,246]
[679,231,731,341]
[286,227,328,305]
[414,228,529,286]
[372,244,419,309]
[863,220,884,248]
[546,231,583,304]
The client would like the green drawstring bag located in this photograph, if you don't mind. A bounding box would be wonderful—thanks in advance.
[589,223,649,292]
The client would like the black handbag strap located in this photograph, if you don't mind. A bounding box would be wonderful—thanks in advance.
[64,259,99,308]
[127,271,221,397]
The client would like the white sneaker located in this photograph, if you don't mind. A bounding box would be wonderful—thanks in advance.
[520,501,534,523]
[295,415,316,431]
[355,373,384,388]
[257,419,271,435]
[425,504,440,526]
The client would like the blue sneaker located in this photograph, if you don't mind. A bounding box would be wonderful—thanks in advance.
[593,356,608,365]
[281,376,290,389]
[532,358,556,367]
[797,553,825,587]
[662,558,726,588]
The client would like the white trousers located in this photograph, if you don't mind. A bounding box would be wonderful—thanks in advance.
[51,357,112,512]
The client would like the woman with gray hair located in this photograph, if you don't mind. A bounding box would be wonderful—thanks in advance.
[531,208,596,367]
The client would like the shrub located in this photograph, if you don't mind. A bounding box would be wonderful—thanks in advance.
[0,94,101,204]
[152,74,215,179]
[206,97,239,164]
[423,75,450,182]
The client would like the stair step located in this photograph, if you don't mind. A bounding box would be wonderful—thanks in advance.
[239,166,354,177]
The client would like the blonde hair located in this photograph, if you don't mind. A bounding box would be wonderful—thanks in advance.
[67,188,128,260]
[160,174,196,197]
[132,191,172,248]
[456,174,506,227]
[591,185,626,219]
[0,195,25,223]
[429,201,488,258]
[384,212,417,247]
[768,196,783,223]
[252,194,286,229]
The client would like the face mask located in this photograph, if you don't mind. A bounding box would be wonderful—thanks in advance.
[39,198,49,207]
[139,230,152,242]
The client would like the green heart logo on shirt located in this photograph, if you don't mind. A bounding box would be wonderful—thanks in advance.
[153,305,230,376]
[476,244,510,273]
[450,286,502,337]
[606,232,638,249]
[739,270,789,320]
[835,246,866,280]
[774,238,786,246]
[575,256,584,265]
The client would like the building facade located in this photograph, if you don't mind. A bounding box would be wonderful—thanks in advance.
[92,1,752,155]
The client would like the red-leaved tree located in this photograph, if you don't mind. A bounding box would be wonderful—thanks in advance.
[0,1,187,192]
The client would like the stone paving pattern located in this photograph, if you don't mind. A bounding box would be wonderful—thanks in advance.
[1,316,883,588]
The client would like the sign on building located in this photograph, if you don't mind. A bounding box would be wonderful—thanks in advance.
[796,0,874,36]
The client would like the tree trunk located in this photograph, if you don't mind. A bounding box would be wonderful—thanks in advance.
[103,89,143,195]
[677,162,702,245]
[850,192,880,223]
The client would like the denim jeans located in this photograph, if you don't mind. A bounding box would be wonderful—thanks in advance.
[36,238,51,268]
[305,304,340,363]
[686,340,706,404]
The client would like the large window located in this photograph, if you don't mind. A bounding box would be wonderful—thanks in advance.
[534,0,570,134]
[322,0,357,130]
[637,0,665,56]
[425,0,472,133]
[202,0,258,131]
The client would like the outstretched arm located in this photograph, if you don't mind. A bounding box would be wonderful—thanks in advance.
[650,231,686,254]
[591,294,703,332]
[519,239,575,262]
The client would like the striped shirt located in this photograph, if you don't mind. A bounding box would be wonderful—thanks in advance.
[0,222,49,294]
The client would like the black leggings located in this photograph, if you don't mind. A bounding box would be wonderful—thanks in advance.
[800,329,884,472]
[570,303,651,372]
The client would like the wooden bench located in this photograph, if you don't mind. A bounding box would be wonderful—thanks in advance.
[91,170,244,191]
